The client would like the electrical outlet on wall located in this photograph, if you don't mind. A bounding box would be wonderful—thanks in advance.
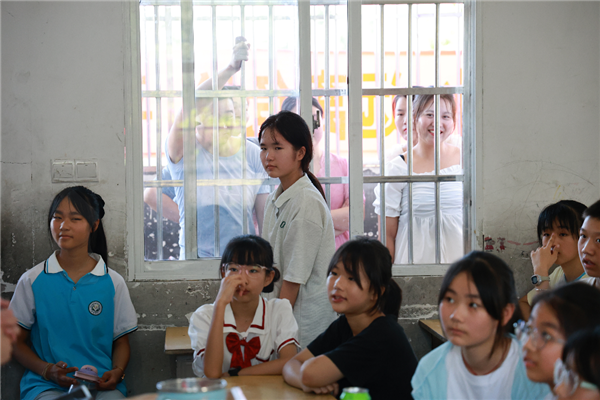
[51,160,75,182]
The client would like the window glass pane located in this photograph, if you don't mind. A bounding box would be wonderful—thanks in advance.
[412,4,436,87]
[361,5,379,89]
[383,4,409,89]
[440,3,464,87]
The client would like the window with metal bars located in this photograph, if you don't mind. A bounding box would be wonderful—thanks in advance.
[131,0,474,280]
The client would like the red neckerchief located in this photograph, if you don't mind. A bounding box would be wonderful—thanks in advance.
[226,332,261,369]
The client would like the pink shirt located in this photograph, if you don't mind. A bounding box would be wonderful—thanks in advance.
[317,152,350,249]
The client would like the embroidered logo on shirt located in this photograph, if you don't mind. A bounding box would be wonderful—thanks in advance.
[280,221,286,228]
[88,301,103,316]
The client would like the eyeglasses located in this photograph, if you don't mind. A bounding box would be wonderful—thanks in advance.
[514,320,565,350]
[221,263,268,278]
[554,358,599,397]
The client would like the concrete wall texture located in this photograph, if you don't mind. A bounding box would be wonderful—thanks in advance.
[2,1,599,398]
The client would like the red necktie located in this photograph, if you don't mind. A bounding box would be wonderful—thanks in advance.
[226,333,261,369]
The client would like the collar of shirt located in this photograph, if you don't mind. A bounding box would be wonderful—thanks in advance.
[223,297,267,335]
[273,174,311,209]
[45,250,107,276]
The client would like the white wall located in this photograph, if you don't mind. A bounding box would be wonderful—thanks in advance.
[1,1,599,397]
[478,1,600,294]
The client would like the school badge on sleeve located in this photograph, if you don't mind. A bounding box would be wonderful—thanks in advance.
[88,301,103,316]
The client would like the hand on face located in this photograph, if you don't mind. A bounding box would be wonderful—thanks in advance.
[215,273,248,307]
[531,234,559,275]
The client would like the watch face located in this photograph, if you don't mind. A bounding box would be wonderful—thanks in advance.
[531,275,540,285]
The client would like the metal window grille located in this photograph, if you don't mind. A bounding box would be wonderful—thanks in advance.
[131,0,474,280]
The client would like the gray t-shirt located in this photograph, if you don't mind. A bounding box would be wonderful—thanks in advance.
[262,174,337,348]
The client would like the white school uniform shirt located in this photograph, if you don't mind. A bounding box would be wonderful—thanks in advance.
[188,297,299,377]
[262,174,337,348]
[446,338,520,400]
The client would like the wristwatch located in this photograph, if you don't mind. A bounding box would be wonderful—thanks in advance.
[228,367,241,376]
[531,274,550,286]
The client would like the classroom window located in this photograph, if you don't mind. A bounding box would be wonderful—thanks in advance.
[131,0,474,280]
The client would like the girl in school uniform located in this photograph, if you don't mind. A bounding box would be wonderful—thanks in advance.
[283,237,417,400]
[519,283,600,399]
[258,110,337,348]
[10,186,138,400]
[188,235,300,378]
[411,251,549,400]
[519,200,589,320]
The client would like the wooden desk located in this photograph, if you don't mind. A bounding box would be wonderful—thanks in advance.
[418,319,446,349]
[129,376,335,400]
[225,376,335,399]
[165,326,193,355]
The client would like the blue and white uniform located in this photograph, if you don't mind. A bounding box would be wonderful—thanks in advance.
[411,337,550,400]
[10,252,138,400]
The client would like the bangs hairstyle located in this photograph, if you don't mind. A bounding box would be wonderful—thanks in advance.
[327,237,402,318]
[531,283,600,338]
[537,200,587,245]
[412,94,457,127]
[562,326,600,388]
[438,251,520,354]
[258,111,326,200]
[220,235,280,293]
[48,186,108,265]
[583,199,600,221]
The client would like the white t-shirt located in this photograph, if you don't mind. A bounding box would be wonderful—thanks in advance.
[262,174,337,348]
[188,297,299,377]
[446,338,520,400]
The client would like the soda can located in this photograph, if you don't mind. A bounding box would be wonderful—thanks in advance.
[340,387,371,400]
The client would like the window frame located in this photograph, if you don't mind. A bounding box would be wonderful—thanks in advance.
[125,0,476,281]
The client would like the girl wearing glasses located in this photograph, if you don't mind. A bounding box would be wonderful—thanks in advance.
[412,251,549,400]
[554,327,600,400]
[188,235,299,378]
[519,283,600,398]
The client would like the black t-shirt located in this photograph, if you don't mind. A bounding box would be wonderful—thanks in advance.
[307,314,417,400]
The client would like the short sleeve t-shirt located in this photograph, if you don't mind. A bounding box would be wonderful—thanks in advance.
[9,252,138,400]
[166,139,269,257]
[188,297,299,377]
[446,338,520,400]
[526,267,589,305]
[307,315,417,400]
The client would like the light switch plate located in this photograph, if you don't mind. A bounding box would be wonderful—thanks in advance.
[51,160,75,182]
[76,160,98,182]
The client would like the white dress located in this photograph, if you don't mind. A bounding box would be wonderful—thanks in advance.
[373,156,463,264]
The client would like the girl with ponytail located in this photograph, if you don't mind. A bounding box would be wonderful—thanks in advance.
[10,186,137,400]
[283,237,417,400]
[259,111,337,349]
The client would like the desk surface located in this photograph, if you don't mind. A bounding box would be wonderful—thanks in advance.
[418,319,446,342]
[165,326,193,355]
[128,376,335,400]
[226,375,335,399]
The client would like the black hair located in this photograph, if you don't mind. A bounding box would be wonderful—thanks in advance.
[537,200,587,245]
[280,96,323,115]
[562,326,600,389]
[327,237,402,318]
[531,282,600,338]
[583,199,600,221]
[258,111,326,200]
[219,235,280,293]
[438,251,520,355]
[48,186,108,265]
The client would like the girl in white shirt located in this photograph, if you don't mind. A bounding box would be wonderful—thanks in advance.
[373,94,462,264]
[412,251,549,400]
[188,235,299,378]
[259,111,336,348]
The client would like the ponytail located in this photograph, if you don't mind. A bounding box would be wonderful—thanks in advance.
[382,279,402,318]
[48,186,109,265]
[306,171,327,201]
